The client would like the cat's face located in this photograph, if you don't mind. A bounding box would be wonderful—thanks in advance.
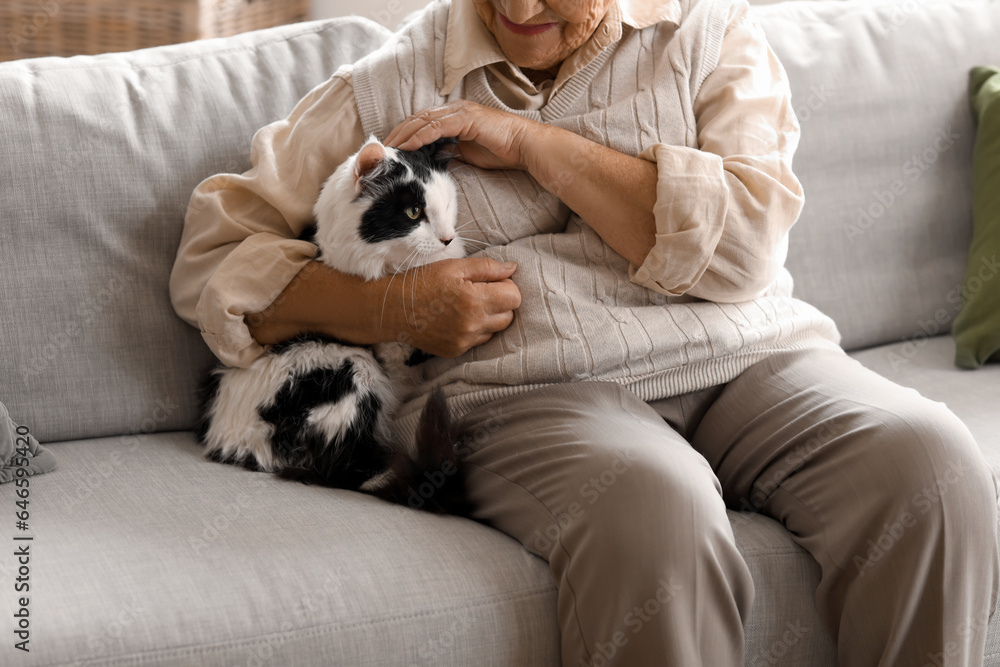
[314,136,465,281]
[355,139,462,268]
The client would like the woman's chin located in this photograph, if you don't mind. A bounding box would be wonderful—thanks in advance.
[503,47,563,74]
[494,33,566,72]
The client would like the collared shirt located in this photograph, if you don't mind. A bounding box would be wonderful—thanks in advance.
[170,0,804,368]
[444,0,678,108]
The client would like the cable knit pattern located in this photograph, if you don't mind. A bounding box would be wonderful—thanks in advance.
[352,0,841,444]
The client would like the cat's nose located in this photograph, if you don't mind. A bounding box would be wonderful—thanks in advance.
[440,237,454,246]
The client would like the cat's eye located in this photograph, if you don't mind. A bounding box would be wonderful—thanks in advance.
[405,206,423,220]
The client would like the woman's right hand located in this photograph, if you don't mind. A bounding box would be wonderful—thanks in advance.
[372,257,521,357]
[248,257,521,359]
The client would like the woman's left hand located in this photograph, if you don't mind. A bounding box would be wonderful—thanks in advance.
[384,100,541,171]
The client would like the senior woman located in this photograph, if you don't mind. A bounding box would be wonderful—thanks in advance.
[170,0,999,664]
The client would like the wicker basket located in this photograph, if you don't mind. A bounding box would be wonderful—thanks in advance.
[2,0,310,62]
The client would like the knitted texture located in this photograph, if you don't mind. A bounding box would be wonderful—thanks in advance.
[351,0,842,442]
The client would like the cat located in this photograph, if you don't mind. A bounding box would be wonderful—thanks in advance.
[196,135,471,513]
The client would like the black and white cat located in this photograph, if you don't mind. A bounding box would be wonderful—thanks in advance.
[197,135,470,512]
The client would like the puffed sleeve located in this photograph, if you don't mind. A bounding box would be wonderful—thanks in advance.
[629,1,804,302]
[169,67,366,368]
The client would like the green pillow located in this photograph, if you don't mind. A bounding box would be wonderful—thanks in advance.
[953,66,1000,369]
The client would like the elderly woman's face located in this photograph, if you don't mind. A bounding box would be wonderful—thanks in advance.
[473,0,614,72]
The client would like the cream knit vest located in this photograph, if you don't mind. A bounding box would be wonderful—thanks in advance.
[352,0,841,443]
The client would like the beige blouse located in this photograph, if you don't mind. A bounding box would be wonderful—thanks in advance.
[170,0,804,368]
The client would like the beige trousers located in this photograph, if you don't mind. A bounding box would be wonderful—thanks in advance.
[454,347,1000,667]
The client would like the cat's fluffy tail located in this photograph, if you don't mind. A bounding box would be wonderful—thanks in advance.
[372,388,471,515]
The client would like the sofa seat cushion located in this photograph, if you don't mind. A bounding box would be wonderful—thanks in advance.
[8,433,561,666]
[5,428,844,666]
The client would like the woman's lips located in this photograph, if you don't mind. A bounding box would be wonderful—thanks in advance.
[498,13,558,36]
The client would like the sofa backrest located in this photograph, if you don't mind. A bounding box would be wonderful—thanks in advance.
[759,0,1000,351]
[0,18,391,442]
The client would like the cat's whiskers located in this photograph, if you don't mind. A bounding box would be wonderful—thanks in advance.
[456,230,490,241]
[453,221,490,239]
[405,249,426,328]
[399,248,425,328]
[409,256,420,331]
[382,247,420,329]
[456,236,491,249]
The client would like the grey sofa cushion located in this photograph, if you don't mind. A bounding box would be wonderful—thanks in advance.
[4,429,841,667]
[759,0,1000,351]
[9,432,562,666]
[0,18,391,444]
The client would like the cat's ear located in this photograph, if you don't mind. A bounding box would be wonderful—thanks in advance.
[354,137,387,189]
[427,137,459,171]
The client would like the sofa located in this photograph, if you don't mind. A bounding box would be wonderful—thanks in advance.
[1,1,998,664]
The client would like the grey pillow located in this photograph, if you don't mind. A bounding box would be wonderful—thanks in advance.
[1,401,56,484]
[0,17,392,444]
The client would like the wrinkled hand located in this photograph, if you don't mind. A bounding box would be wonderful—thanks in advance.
[381,102,532,357]
[384,99,542,172]
[373,256,522,358]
